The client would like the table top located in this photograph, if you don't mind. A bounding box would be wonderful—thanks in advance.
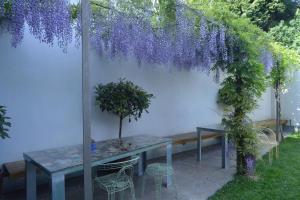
[196,124,225,133]
[24,135,171,174]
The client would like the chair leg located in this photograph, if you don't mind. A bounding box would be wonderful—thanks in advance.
[129,179,136,200]
[154,176,163,200]
[275,146,279,159]
[108,192,115,200]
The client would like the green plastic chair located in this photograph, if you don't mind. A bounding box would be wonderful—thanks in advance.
[144,163,174,200]
[94,156,139,200]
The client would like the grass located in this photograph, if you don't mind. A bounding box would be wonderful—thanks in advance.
[209,133,300,200]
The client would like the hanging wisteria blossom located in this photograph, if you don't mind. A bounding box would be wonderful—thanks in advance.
[0,0,73,49]
[85,3,232,73]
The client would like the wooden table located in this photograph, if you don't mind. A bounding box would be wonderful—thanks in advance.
[196,124,229,169]
[24,135,172,200]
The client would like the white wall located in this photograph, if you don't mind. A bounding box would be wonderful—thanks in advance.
[281,70,300,126]
[0,27,273,163]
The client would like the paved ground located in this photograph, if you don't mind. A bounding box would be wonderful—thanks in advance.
[1,145,236,200]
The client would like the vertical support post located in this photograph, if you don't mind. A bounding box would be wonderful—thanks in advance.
[81,0,92,199]
[166,143,173,187]
[197,128,202,162]
[26,160,37,200]
[51,172,65,200]
[221,133,229,169]
[138,152,147,176]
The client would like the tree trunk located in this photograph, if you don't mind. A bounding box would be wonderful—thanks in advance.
[236,138,246,175]
[275,81,282,142]
[235,73,247,175]
[119,116,123,140]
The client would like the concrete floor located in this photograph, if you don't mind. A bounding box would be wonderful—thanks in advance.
[1,145,236,200]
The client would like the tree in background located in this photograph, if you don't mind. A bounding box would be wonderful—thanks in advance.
[269,10,300,54]
[270,44,300,141]
[226,0,298,31]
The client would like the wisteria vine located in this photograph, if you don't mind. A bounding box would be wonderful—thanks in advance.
[0,0,72,49]
[87,3,232,72]
[0,0,274,72]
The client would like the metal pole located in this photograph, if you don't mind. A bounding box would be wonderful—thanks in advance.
[81,0,92,199]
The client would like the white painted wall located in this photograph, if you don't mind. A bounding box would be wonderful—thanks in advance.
[281,70,300,126]
[0,26,273,163]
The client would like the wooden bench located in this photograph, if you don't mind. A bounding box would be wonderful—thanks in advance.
[2,160,25,179]
[172,131,220,146]
[171,119,289,147]
[254,119,289,129]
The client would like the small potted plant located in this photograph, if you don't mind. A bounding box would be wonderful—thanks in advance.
[95,79,153,140]
[0,105,11,139]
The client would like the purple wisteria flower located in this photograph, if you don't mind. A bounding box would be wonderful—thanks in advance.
[10,0,25,47]
[0,0,73,49]
[0,1,232,71]
[245,154,256,176]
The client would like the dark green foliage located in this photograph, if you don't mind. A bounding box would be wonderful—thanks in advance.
[0,105,11,139]
[269,10,300,53]
[70,3,80,21]
[226,0,298,31]
[95,79,153,139]
[209,134,300,200]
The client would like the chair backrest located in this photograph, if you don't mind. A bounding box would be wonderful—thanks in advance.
[98,155,140,171]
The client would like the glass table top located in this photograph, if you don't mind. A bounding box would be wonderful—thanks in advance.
[24,135,171,173]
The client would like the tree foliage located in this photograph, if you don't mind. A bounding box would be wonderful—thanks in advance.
[269,10,300,54]
[189,0,269,175]
[95,79,153,139]
[226,0,298,31]
[0,105,11,139]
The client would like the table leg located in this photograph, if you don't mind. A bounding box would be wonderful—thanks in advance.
[26,160,37,200]
[222,133,229,169]
[166,143,173,187]
[197,129,202,161]
[138,152,147,176]
[51,172,65,200]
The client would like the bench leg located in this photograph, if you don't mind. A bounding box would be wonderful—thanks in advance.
[197,130,202,162]
[222,133,229,169]
[166,143,173,188]
[26,160,37,200]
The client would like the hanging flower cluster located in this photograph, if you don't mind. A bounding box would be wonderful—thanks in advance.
[0,0,274,73]
[87,4,231,72]
[0,0,72,49]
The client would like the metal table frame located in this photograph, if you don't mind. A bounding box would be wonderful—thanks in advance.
[24,136,172,200]
[196,124,229,169]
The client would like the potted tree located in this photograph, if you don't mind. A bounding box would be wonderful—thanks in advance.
[0,105,11,139]
[95,79,153,140]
